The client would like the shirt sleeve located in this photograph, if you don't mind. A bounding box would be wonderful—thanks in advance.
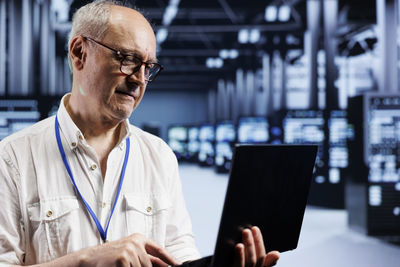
[165,155,201,263]
[0,151,25,265]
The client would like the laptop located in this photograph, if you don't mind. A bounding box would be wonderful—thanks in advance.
[191,144,318,267]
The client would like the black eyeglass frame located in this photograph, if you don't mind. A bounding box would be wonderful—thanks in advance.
[83,36,163,82]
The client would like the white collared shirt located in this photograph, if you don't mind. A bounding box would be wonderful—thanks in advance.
[0,94,200,265]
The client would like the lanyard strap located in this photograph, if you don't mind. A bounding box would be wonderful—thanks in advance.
[55,116,130,242]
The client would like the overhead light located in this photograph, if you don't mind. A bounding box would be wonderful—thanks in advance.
[206,58,214,68]
[214,58,224,68]
[238,29,249,44]
[229,49,239,59]
[206,58,224,68]
[278,5,291,22]
[156,28,168,43]
[249,29,260,43]
[219,49,229,59]
[265,6,277,22]
[163,6,178,25]
[51,0,69,22]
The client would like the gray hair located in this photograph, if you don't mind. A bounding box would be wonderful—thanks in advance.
[67,0,135,73]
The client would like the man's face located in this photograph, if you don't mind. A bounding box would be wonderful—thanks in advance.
[80,6,157,122]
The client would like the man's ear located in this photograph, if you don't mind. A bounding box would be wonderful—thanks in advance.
[69,36,86,71]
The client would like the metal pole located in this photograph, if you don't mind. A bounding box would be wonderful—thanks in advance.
[306,0,321,109]
[207,89,216,124]
[262,54,271,116]
[245,70,255,116]
[7,0,23,95]
[40,0,49,95]
[236,68,244,117]
[377,0,398,93]
[280,51,287,110]
[323,0,339,110]
[0,0,6,95]
[21,0,33,95]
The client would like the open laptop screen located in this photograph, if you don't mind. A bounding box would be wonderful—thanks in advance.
[211,144,317,267]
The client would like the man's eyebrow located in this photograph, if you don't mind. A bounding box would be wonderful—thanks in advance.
[120,48,158,63]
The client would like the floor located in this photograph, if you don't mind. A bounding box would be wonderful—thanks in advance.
[179,163,400,267]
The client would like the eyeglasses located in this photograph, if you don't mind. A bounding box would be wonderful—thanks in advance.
[83,36,163,82]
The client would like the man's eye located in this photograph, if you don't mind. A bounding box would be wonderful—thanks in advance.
[145,63,154,70]
[123,56,141,65]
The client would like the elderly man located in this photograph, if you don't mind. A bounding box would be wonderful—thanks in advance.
[0,1,279,266]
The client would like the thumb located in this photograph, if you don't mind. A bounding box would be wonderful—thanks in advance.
[263,251,280,267]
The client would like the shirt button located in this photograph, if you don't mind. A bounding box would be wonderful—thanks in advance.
[90,164,97,170]
[71,142,77,147]
[102,202,107,208]
[46,210,53,218]
[146,206,152,213]
[78,135,83,140]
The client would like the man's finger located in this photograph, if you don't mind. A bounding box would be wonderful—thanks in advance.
[137,251,153,267]
[263,251,280,267]
[251,226,266,259]
[145,239,182,266]
[234,243,245,267]
[148,254,170,267]
[243,228,257,266]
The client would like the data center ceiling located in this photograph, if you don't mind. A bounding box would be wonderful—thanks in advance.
[63,0,375,92]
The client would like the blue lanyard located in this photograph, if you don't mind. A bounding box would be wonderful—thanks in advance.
[55,116,130,242]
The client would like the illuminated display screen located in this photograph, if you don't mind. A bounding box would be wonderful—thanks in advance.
[215,121,235,172]
[198,124,215,165]
[198,141,215,165]
[283,110,324,144]
[215,121,236,142]
[0,100,40,140]
[168,126,187,141]
[187,126,200,155]
[167,126,188,160]
[283,110,325,182]
[238,117,269,143]
[346,93,400,235]
[367,96,400,183]
[329,110,349,169]
[168,139,186,154]
[188,127,199,141]
[199,124,215,141]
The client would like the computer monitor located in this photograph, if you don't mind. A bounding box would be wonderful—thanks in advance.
[283,110,324,144]
[167,125,188,161]
[237,117,269,143]
[187,126,200,162]
[347,93,400,238]
[328,110,350,183]
[198,123,215,166]
[0,100,40,141]
[215,121,236,173]
[283,110,324,171]
[366,96,400,183]
[215,121,236,143]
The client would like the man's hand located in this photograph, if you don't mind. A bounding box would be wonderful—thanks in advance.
[233,226,280,267]
[77,233,181,267]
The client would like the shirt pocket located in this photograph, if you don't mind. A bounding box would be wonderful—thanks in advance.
[27,197,80,262]
[124,194,171,245]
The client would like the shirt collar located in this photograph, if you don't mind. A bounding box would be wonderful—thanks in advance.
[56,93,132,151]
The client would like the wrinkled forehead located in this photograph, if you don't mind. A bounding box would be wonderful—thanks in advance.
[105,5,157,59]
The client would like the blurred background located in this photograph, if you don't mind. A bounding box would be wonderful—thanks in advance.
[1,0,400,266]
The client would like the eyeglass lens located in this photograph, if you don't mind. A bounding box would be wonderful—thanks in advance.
[120,56,160,81]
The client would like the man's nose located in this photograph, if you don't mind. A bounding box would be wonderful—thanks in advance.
[127,64,147,85]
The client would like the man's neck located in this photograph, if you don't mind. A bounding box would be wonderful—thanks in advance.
[65,94,122,145]
[65,94,123,179]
